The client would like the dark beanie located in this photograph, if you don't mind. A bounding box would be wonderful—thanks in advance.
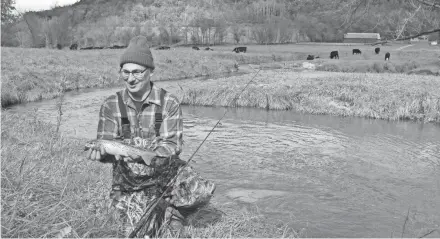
[119,36,155,70]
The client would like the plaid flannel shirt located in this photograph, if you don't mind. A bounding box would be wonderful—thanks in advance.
[96,82,183,192]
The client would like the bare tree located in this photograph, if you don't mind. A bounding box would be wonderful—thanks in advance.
[337,0,440,41]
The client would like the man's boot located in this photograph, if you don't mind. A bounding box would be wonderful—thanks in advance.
[164,206,188,237]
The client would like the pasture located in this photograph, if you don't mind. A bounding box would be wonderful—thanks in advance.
[2,42,439,108]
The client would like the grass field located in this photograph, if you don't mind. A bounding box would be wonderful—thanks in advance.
[0,111,298,238]
[179,70,440,123]
[2,42,439,108]
[1,46,302,108]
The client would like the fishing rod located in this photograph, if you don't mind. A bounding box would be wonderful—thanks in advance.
[129,65,262,238]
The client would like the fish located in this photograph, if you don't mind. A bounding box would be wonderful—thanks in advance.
[84,139,156,159]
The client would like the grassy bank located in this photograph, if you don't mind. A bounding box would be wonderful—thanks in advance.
[0,47,302,108]
[0,111,297,238]
[2,43,439,108]
[179,70,440,123]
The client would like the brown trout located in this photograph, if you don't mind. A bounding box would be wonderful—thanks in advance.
[84,139,156,159]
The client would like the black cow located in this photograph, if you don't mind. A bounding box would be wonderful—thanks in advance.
[192,46,200,50]
[306,55,315,60]
[352,49,362,55]
[330,51,339,59]
[156,46,171,50]
[233,47,247,53]
[205,47,214,51]
[375,47,380,54]
[69,43,78,50]
[109,45,127,49]
[385,52,390,61]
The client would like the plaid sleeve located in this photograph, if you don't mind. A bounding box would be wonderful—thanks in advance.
[97,98,119,140]
[154,94,183,157]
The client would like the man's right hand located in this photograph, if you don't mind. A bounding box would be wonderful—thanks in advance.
[86,144,106,161]
[86,146,123,161]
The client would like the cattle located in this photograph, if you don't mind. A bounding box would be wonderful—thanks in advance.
[330,51,339,59]
[352,49,362,55]
[192,46,200,50]
[233,47,247,53]
[385,52,390,61]
[109,45,127,49]
[306,55,315,60]
[156,46,171,50]
[205,47,214,51]
[375,47,380,54]
[69,43,78,50]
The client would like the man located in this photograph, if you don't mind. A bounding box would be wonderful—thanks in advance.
[86,36,186,237]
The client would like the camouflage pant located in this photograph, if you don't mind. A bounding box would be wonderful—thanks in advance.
[111,190,185,238]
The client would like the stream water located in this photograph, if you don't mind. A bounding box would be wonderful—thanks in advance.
[7,75,440,237]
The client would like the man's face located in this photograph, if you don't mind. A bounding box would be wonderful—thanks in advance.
[120,63,151,95]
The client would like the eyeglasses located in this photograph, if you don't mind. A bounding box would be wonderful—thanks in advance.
[120,68,148,79]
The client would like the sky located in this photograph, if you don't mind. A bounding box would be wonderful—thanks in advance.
[15,0,79,12]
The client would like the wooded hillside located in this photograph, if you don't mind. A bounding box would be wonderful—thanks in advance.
[1,0,439,48]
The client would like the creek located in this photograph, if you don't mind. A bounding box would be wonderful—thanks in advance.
[8,73,440,237]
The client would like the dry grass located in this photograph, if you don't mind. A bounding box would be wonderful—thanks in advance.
[179,70,440,123]
[2,43,439,108]
[0,110,297,238]
[0,47,302,108]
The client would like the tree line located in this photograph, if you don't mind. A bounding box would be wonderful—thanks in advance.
[1,0,439,48]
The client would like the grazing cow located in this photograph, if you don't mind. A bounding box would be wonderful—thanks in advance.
[330,51,339,59]
[375,47,380,54]
[233,47,247,53]
[385,52,390,61]
[69,43,78,50]
[352,49,362,55]
[156,46,171,50]
[204,47,214,51]
[109,45,127,49]
[192,46,200,50]
[306,55,315,60]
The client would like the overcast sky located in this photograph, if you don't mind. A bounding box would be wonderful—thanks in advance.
[15,0,79,12]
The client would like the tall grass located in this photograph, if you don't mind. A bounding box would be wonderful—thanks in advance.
[179,71,440,123]
[1,110,297,238]
[0,47,302,108]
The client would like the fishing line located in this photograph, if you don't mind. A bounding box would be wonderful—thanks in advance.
[129,65,262,237]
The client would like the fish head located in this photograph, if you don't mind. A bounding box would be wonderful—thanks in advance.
[84,140,98,151]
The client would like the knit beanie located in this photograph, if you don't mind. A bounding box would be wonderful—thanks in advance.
[119,36,155,70]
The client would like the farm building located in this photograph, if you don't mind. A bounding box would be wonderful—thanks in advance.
[343,33,381,43]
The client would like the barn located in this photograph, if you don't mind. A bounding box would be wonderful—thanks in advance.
[343,33,381,44]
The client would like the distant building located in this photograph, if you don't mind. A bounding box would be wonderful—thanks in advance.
[343,33,380,43]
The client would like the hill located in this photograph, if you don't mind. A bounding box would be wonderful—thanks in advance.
[1,0,439,48]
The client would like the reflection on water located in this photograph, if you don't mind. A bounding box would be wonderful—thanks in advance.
[7,82,440,238]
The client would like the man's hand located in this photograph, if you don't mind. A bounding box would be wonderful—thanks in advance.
[86,145,122,161]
